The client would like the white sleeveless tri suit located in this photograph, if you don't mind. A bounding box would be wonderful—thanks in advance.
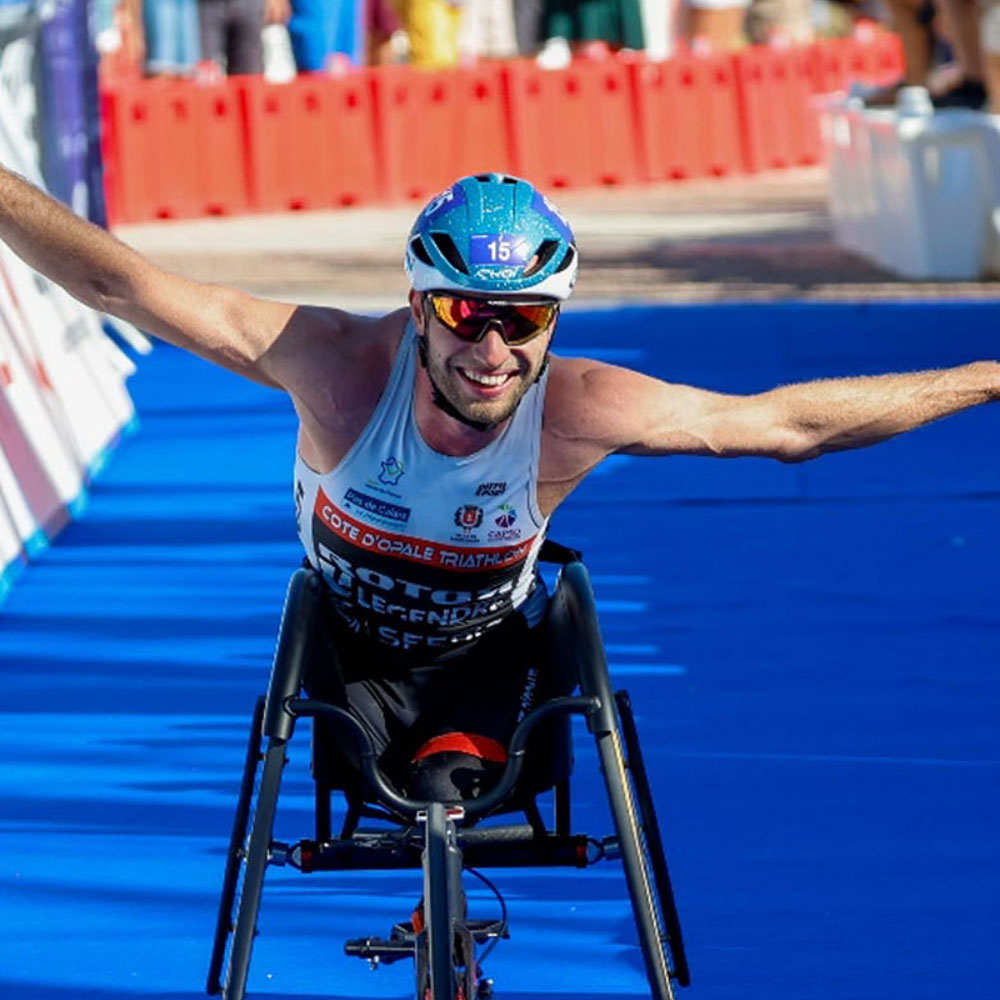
[294,322,550,657]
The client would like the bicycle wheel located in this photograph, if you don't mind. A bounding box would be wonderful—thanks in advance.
[207,696,266,995]
[415,922,477,1000]
[222,736,289,1000]
[563,561,681,999]
[616,690,690,988]
[597,723,676,1000]
[454,924,477,1000]
[422,802,458,1000]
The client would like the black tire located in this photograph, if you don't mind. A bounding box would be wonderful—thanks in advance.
[560,561,682,999]
[207,697,266,995]
[217,567,317,997]
[597,725,676,1000]
[616,690,690,988]
[222,737,288,1000]
[414,930,430,1000]
[423,802,458,1000]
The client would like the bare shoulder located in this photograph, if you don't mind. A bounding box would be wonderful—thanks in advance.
[543,354,675,448]
[538,354,740,511]
[275,306,408,419]
[279,307,411,474]
[539,355,658,509]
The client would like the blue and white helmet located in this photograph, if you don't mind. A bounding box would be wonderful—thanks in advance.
[404,173,578,301]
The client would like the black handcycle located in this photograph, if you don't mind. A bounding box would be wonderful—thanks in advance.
[206,544,690,999]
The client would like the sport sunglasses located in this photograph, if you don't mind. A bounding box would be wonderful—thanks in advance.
[426,292,559,346]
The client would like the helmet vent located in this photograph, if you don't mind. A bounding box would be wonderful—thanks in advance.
[409,236,434,267]
[523,239,560,277]
[430,232,469,274]
[555,246,577,273]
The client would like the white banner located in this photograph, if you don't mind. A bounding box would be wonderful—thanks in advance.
[0,10,142,597]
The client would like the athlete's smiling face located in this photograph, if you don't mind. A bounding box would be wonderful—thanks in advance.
[410,289,556,430]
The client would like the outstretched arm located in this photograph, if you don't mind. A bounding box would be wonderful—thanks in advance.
[550,357,999,465]
[718,364,999,460]
[0,163,300,386]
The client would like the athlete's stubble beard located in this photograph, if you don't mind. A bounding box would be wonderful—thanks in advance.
[417,317,552,433]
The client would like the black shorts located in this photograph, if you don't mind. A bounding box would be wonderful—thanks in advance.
[198,0,265,74]
[302,592,574,801]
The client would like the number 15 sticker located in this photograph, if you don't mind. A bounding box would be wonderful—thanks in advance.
[470,234,530,266]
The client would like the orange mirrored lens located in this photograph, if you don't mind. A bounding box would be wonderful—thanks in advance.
[429,295,557,345]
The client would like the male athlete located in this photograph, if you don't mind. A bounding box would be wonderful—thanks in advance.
[0,168,997,799]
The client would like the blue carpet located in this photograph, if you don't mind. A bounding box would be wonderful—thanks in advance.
[1,302,998,999]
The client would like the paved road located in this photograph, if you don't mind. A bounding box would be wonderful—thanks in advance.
[114,167,1000,312]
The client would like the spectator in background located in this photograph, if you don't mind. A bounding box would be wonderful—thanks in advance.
[289,0,363,70]
[393,0,465,67]
[861,0,987,106]
[514,0,546,53]
[198,0,286,74]
[745,0,813,43]
[119,0,147,68]
[95,0,146,79]
[682,0,748,49]
[932,0,987,104]
[367,0,401,63]
[541,0,646,51]
[880,0,936,87]
[142,0,199,74]
[637,0,676,59]
[983,0,1000,109]
[460,0,517,59]
[858,0,946,104]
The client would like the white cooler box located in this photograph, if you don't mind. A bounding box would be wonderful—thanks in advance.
[822,94,1000,280]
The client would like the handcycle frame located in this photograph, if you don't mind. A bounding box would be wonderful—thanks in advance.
[207,549,690,999]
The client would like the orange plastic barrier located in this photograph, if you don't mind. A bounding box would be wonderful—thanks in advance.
[327,71,382,206]
[99,35,907,225]
[450,63,515,180]
[373,62,514,199]
[503,60,562,187]
[102,82,177,223]
[866,31,905,83]
[506,57,639,190]
[243,73,380,212]
[325,71,382,206]
[102,78,249,224]
[631,53,743,181]
[198,83,253,216]
[736,46,822,173]
[575,57,641,187]
[842,31,905,88]
[812,32,904,94]
[374,66,462,201]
